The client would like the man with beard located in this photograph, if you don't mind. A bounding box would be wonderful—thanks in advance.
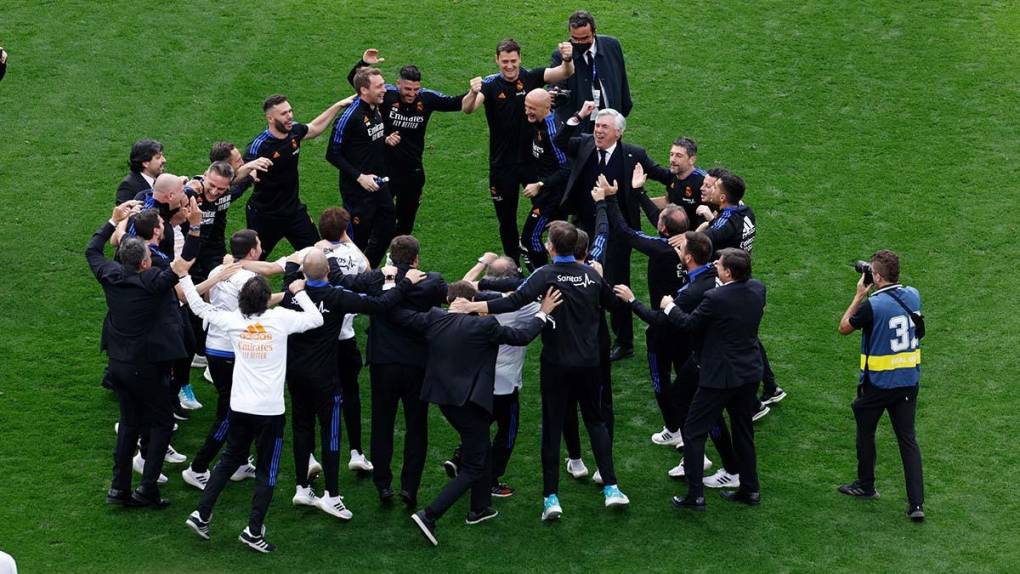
[462,38,574,266]
[245,93,355,259]
[116,139,167,205]
[641,137,707,228]
[346,49,471,236]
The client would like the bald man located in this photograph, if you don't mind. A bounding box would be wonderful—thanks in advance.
[281,249,426,520]
[519,88,571,270]
[112,173,189,256]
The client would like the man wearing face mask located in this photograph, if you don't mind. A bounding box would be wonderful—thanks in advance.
[551,10,632,133]
[462,38,574,267]
[346,49,472,237]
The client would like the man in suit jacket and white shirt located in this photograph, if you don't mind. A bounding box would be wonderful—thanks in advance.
[551,10,632,132]
[116,139,166,205]
[555,100,669,360]
[656,248,766,511]
[398,281,560,546]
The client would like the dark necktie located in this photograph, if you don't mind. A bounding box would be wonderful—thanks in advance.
[598,149,607,172]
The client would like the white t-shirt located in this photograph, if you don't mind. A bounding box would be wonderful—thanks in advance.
[325,240,368,341]
[494,301,540,395]
[181,276,323,416]
[203,259,286,354]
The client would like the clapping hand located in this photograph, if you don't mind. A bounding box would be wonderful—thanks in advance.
[632,163,647,189]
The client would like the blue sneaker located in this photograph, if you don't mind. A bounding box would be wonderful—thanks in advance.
[179,384,202,410]
[604,485,630,508]
[542,494,562,521]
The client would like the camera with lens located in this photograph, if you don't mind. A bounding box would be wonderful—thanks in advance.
[548,86,572,109]
[854,260,873,286]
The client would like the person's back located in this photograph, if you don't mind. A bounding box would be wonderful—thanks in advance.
[694,278,766,389]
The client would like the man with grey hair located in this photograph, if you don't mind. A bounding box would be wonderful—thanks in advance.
[555,101,668,361]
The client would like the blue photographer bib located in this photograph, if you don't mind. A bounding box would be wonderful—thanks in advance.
[861,286,922,388]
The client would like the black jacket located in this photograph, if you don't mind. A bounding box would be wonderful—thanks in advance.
[665,279,766,389]
[115,171,152,206]
[86,221,187,364]
[551,34,632,124]
[391,307,544,413]
[555,121,667,229]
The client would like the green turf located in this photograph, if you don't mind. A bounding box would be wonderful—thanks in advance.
[1,1,1018,571]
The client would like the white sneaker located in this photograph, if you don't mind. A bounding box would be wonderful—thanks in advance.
[182,467,210,491]
[164,444,187,464]
[316,491,353,521]
[190,354,208,369]
[308,454,323,481]
[565,458,589,479]
[542,494,563,521]
[293,485,319,507]
[179,385,203,410]
[203,366,214,384]
[348,450,374,472]
[651,427,684,447]
[703,469,741,489]
[592,470,604,485]
[667,456,713,478]
[603,485,630,507]
[230,457,257,482]
[132,452,168,484]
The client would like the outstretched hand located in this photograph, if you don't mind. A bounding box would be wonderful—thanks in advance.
[613,284,634,302]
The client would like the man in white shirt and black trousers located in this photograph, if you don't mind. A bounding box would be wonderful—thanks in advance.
[175,256,323,553]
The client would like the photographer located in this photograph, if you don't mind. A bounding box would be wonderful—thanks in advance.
[838,249,925,522]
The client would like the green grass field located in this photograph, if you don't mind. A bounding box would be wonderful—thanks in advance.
[1,1,1018,572]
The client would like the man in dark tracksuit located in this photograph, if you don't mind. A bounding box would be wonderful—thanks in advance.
[281,250,420,519]
[594,183,689,444]
[88,202,187,508]
[465,222,630,519]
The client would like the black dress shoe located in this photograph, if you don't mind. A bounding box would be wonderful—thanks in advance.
[106,488,133,505]
[720,490,761,506]
[671,495,706,511]
[399,489,417,509]
[130,489,170,509]
[609,345,634,362]
[378,487,395,503]
[907,504,925,522]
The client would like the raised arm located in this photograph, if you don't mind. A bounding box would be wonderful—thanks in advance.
[543,42,575,84]
[462,76,484,114]
[306,95,357,140]
[489,287,560,345]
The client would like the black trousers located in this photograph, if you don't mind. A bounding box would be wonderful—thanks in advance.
[369,363,428,497]
[646,326,685,432]
[852,382,924,506]
[427,403,493,519]
[109,359,175,494]
[490,390,520,485]
[520,205,562,271]
[489,163,531,263]
[289,380,342,495]
[337,338,364,453]
[191,355,238,473]
[672,358,739,474]
[342,182,395,268]
[197,412,285,533]
[564,324,612,459]
[245,202,320,260]
[759,340,778,397]
[603,239,634,348]
[541,363,617,496]
[391,170,426,237]
[683,382,760,498]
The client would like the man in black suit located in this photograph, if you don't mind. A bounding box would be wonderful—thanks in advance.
[623,248,765,510]
[555,100,669,360]
[399,281,560,546]
[116,140,166,205]
[87,201,188,508]
[551,10,632,132]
